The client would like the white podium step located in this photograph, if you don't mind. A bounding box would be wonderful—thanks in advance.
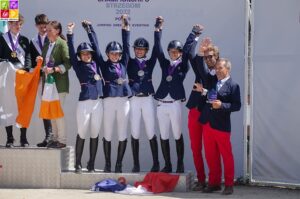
[0,146,193,191]
[0,146,74,188]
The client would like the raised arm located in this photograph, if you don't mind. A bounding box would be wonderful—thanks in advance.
[120,14,130,66]
[147,17,162,67]
[82,20,105,67]
[182,24,204,73]
[154,16,167,67]
[66,22,80,73]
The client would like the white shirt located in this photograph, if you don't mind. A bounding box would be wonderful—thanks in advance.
[217,76,230,91]
[45,41,56,64]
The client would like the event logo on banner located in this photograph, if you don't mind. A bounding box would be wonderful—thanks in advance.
[0,0,18,21]
[97,0,150,28]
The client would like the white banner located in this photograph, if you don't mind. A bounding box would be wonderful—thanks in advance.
[251,0,300,185]
[0,0,246,177]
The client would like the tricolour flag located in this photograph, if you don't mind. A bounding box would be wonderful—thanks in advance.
[39,74,64,119]
[15,58,42,128]
[0,58,42,128]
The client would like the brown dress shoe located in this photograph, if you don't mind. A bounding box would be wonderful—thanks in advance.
[202,185,222,193]
[222,186,234,195]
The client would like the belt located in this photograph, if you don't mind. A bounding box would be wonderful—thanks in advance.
[135,93,149,97]
[157,99,176,103]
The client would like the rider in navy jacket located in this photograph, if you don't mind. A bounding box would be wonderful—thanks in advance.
[86,22,132,98]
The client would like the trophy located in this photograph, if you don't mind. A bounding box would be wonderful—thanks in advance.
[207,88,217,103]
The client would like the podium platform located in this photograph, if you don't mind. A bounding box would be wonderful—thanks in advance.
[0,147,193,191]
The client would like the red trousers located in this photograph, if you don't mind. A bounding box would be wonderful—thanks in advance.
[187,108,206,183]
[203,123,234,186]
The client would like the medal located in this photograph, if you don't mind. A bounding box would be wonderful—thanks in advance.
[94,74,101,81]
[167,59,182,82]
[117,78,124,84]
[136,59,146,77]
[138,70,145,77]
[90,62,102,81]
[166,75,173,82]
[11,51,17,58]
[8,31,20,59]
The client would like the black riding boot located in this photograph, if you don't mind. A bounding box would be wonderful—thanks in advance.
[175,134,184,173]
[20,128,29,147]
[37,119,52,147]
[160,137,172,173]
[131,136,140,172]
[87,136,99,172]
[149,135,160,172]
[75,135,85,173]
[103,138,111,173]
[115,139,127,173]
[5,126,14,148]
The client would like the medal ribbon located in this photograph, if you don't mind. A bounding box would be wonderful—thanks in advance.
[38,35,44,51]
[90,61,98,75]
[8,31,20,52]
[114,63,122,78]
[135,59,146,70]
[168,60,181,76]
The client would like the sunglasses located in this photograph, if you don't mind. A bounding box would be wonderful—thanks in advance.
[204,55,214,60]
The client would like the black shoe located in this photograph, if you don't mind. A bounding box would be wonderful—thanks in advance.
[37,139,49,147]
[202,185,222,193]
[87,137,98,173]
[222,186,233,195]
[47,140,58,148]
[192,182,206,191]
[6,137,14,148]
[20,139,29,147]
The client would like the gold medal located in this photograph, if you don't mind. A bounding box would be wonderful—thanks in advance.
[166,75,173,82]
[11,51,17,58]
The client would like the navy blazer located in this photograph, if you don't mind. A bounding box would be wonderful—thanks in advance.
[194,55,241,132]
[67,33,104,101]
[127,31,160,96]
[29,36,49,68]
[186,36,206,110]
[87,25,132,98]
[154,32,197,101]
[0,32,31,69]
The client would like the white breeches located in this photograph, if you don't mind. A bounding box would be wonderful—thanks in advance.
[103,97,130,141]
[157,100,182,140]
[130,96,156,139]
[77,99,103,139]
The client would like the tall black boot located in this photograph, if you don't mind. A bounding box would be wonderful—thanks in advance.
[5,126,14,148]
[103,138,111,173]
[87,136,99,172]
[20,128,29,147]
[37,119,52,147]
[131,136,140,172]
[115,139,127,173]
[75,135,85,173]
[160,137,172,173]
[175,134,184,173]
[149,135,160,172]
